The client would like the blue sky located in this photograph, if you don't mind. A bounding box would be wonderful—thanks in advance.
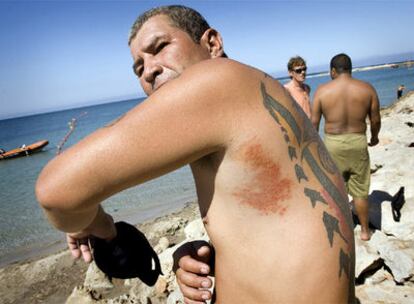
[1,0,413,119]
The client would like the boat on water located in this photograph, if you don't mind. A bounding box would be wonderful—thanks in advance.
[0,140,49,160]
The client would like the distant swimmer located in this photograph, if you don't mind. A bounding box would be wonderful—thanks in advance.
[312,53,381,241]
[284,56,312,119]
[397,84,405,99]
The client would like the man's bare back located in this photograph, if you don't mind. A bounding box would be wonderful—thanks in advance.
[36,7,355,304]
[312,73,379,136]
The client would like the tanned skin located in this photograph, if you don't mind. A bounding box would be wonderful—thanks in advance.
[312,69,381,241]
[284,65,312,119]
[36,15,355,303]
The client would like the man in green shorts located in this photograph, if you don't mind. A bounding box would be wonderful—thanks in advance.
[312,53,381,241]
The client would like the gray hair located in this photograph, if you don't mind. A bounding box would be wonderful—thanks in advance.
[128,5,210,45]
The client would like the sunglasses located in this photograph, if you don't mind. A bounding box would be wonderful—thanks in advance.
[293,67,307,74]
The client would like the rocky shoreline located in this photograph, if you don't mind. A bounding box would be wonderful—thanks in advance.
[1,93,413,304]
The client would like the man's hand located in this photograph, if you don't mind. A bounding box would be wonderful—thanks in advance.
[67,206,117,263]
[368,136,379,146]
[173,241,215,303]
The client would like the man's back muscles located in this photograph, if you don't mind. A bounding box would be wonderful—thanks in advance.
[313,76,378,134]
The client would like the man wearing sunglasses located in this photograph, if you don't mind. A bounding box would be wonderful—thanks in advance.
[36,5,356,303]
[284,56,312,119]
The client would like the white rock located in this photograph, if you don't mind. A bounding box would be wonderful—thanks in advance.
[184,219,206,240]
[65,286,100,304]
[355,242,382,278]
[365,268,393,285]
[370,231,414,283]
[148,217,186,239]
[356,280,414,304]
[83,261,114,290]
[154,236,170,254]
[167,289,184,304]
[381,249,414,283]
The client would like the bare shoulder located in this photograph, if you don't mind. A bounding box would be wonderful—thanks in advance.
[149,58,266,108]
[181,58,262,85]
[313,81,330,98]
[353,78,376,91]
[283,80,292,89]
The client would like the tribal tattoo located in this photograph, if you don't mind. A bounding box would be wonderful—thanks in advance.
[260,81,355,284]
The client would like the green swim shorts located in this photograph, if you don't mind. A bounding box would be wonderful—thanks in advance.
[324,133,370,199]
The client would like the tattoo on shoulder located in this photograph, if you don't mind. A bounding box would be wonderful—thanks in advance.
[260,81,355,280]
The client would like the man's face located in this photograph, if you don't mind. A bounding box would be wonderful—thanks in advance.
[130,15,211,96]
[289,65,307,83]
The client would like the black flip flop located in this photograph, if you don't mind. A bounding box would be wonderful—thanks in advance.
[93,221,163,286]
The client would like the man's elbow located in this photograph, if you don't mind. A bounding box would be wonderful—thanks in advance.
[35,172,60,211]
[35,169,75,212]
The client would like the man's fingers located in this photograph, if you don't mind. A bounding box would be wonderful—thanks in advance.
[196,245,211,260]
[80,242,93,263]
[196,245,215,275]
[178,255,210,275]
[177,278,212,303]
[176,268,212,289]
[67,235,81,259]
[183,297,208,304]
[66,234,93,262]
[173,240,211,273]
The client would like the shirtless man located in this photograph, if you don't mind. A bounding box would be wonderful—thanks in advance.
[284,56,312,119]
[36,6,355,303]
[312,53,381,241]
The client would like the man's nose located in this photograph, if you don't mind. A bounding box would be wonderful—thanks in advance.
[143,59,162,84]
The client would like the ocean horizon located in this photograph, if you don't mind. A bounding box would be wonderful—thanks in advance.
[2,58,413,121]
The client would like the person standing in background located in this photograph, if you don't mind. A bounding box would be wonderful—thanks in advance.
[284,56,312,119]
[397,84,405,99]
[312,53,381,241]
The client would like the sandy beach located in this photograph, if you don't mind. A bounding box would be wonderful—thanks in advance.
[1,92,413,304]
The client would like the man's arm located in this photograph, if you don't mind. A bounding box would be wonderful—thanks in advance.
[368,88,381,146]
[36,60,235,235]
[311,88,323,131]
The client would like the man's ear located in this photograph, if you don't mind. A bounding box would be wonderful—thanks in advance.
[200,28,224,58]
[330,68,337,79]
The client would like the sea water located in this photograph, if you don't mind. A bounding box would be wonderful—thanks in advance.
[0,100,196,266]
[0,66,413,266]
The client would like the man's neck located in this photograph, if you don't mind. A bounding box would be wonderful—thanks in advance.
[290,79,305,89]
[334,73,352,80]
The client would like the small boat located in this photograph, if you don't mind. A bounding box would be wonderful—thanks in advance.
[0,140,49,160]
